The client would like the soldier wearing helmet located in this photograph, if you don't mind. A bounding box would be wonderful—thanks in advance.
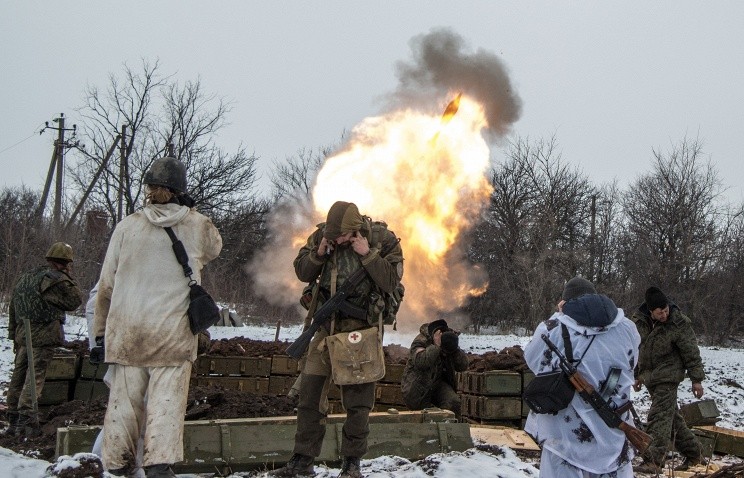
[5,242,83,436]
[93,155,222,477]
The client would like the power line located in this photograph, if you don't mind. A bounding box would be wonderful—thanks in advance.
[0,123,46,156]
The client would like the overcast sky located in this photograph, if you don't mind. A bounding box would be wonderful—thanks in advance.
[1,2,742,204]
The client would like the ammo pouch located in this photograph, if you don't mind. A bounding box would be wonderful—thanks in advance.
[523,370,575,415]
[325,325,385,386]
[523,323,594,415]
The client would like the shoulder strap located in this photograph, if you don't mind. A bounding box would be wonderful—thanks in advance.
[164,226,195,282]
[561,323,596,365]
[561,323,574,363]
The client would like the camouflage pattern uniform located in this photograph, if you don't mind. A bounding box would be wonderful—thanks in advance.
[290,217,403,461]
[632,303,705,466]
[401,322,468,417]
[7,266,83,424]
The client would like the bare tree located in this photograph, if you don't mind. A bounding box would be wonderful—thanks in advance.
[269,146,334,202]
[67,59,259,221]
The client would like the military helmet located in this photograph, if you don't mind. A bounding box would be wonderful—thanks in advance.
[143,156,187,193]
[46,242,74,262]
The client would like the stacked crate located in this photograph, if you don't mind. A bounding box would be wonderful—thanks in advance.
[458,369,533,427]
[40,353,79,407]
[73,357,109,402]
[192,356,272,394]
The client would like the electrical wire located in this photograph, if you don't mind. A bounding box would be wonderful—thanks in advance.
[0,123,47,156]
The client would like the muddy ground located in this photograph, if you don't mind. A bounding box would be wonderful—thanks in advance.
[0,337,526,461]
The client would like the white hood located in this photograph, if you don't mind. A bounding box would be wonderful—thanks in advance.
[142,203,190,228]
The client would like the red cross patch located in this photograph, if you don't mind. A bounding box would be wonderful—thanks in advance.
[347,331,362,344]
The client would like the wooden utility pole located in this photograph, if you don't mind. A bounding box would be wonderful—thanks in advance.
[117,124,127,223]
[589,194,597,281]
[36,114,78,226]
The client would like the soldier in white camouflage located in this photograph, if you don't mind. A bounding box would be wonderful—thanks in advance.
[5,242,83,436]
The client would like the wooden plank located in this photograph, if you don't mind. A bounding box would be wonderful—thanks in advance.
[270,355,299,376]
[39,380,71,405]
[79,358,108,380]
[192,376,270,394]
[470,425,540,451]
[680,399,720,426]
[694,426,744,458]
[47,355,80,380]
[57,411,470,472]
[73,380,109,402]
[195,356,272,377]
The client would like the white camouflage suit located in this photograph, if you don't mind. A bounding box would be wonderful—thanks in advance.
[93,202,222,471]
[524,293,641,478]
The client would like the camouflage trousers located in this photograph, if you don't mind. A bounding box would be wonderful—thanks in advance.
[6,345,54,418]
[644,383,702,465]
[294,327,375,458]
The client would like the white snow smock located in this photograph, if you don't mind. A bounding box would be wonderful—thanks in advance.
[93,202,222,367]
[524,293,641,475]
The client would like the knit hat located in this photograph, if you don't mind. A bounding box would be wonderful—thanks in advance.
[562,276,597,301]
[645,287,668,311]
[324,201,363,239]
[427,319,449,337]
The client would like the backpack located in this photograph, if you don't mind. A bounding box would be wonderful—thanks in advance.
[367,220,405,327]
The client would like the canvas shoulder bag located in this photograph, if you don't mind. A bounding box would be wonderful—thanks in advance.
[164,226,221,335]
[523,323,595,415]
[325,319,386,385]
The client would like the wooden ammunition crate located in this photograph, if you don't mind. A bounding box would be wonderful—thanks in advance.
[192,376,270,394]
[375,382,404,406]
[380,363,406,384]
[73,380,109,402]
[680,399,720,426]
[521,370,534,390]
[195,356,272,377]
[694,426,744,458]
[459,371,522,396]
[47,355,80,380]
[461,394,522,420]
[57,410,469,473]
[39,380,72,405]
[691,428,716,458]
[79,358,108,380]
[271,355,299,376]
[268,375,298,395]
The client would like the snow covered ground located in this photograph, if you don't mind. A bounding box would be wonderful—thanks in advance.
[1,313,743,477]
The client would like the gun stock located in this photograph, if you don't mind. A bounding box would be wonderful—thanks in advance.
[541,334,652,453]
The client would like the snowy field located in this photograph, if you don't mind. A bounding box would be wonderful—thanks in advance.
[1,313,743,477]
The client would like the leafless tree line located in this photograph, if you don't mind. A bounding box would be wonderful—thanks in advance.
[0,61,742,344]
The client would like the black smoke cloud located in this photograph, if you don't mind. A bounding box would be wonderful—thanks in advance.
[389,28,522,138]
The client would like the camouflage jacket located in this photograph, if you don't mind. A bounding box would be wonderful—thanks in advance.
[631,303,705,388]
[8,266,83,348]
[294,217,404,332]
[401,322,469,409]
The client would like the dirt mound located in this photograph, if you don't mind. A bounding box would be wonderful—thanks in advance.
[208,337,291,357]
[467,345,528,372]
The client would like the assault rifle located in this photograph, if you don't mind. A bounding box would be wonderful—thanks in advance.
[541,334,652,453]
[286,239,399,360]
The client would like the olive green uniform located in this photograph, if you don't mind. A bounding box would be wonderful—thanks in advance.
[401,323,468,417]
[7,266,83,420]
[292,219,403,459]
[632,304,704,465]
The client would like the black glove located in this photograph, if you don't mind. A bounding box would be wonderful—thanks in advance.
[89,336,105,365]
[440,331,459,354]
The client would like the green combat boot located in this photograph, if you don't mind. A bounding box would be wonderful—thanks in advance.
[270,454,315,477]
[4,411,20,436]
[674,455,703,471]
[338,456,363,478]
